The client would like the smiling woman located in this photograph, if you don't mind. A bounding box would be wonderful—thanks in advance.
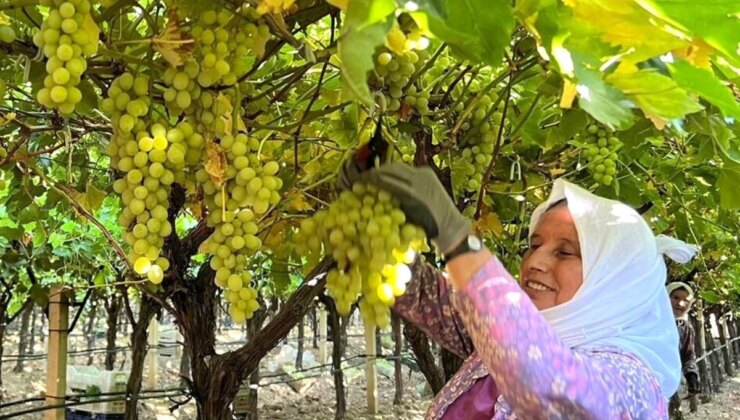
[339,159,701,420]
[520,199,584,310]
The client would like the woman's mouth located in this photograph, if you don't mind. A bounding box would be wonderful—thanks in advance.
[525,280,555,292]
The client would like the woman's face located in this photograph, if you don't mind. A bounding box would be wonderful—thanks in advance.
[670,289,693,317]
[520,204,584,310]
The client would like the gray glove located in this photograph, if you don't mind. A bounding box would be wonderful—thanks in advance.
[338,160,471,253]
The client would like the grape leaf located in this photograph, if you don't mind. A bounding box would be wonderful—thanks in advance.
[76,182,106,213]
[667,60,740,120]
[572,66,634,130]
[345,0,395,28]
[339,19,392,106]
[717,163,740,209]
[152,11,194,67]
[412,0,515,67]
[634,0,740,67]
[606,68,704,121]
[699,290,722,304]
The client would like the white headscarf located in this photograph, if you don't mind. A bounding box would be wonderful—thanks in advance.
[530,179,699,398]
[666,281,696,320]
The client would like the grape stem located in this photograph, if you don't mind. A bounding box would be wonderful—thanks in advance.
[27,165,134,273]
[474,75,513,220]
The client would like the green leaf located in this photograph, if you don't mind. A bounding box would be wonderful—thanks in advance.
[75,80,99,116]
[78,182,107,213]
[339,19,392,106]
[717,163,740,209]
[667,60,740,119]
[412,0,515,67]
[271,258,291,295]
[0,226,24,240]
[573,66,635,129]
[345,0,396,28]
[699,290,722,304]
[29,284,49,308]
[606,69,704,120]
[635,0,740,67]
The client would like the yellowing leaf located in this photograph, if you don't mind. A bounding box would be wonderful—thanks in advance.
[476,211,503,237]
[0,12,10,26]
[0,112,16,126]
[549,167,567,176]
[560,80,577,108]
[264,221,287,248]
[81,14,101,55]
[216,93,234,134]
[385,24,407,55]
[205,138,227,187]
[285,190,314,212]
[672,40,714,70]
[562,0,687,62]
[75,182,107,213]
[152,11,194,67]
[325,0,349,11]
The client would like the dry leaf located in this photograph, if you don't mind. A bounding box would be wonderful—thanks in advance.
[285,190,313,212]
[152,10,194,67]
[205,137,227,187]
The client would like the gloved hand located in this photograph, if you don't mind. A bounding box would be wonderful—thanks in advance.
[337,160,471,254]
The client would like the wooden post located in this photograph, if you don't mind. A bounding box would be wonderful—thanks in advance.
[147,317,159,388]
[318,305,327,366]
[391,313,403,405]
[719,313,734,376]
[364,322,378,414]
[694,302,711,399]
[45,285,68,420]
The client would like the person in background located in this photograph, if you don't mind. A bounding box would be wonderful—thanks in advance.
[666,282,700,419]
[339,161,700,419]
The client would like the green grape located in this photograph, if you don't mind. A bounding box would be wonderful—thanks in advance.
[296,182,427,328]
[36,0,96,113]
[582,122,622,186]
[0,25,16,44]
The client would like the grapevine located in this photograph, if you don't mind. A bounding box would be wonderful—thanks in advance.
[296,182,427,328]
[33,0,98,114]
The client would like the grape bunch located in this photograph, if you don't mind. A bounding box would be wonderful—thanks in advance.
[194,133,283,322]
[111,124,176,285]
[105,73,205,284]
[403,85,431,115]
[581,123,621,185]
[33,0,97,114]
[217,261,260,323]
[161,8,270,119]
[450,96,502,194]
[374,49,424,113]
[296,182,427,328]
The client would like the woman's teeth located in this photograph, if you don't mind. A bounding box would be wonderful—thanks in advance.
[526,281,552,292]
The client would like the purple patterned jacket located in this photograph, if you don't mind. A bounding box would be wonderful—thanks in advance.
[394,256,668,419]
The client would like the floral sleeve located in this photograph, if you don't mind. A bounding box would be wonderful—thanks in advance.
[392,258,474,359]
[452,256,668,419]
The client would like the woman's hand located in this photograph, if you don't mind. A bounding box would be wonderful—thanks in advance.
[338,160,471,254]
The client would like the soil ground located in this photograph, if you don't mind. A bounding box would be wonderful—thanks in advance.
[1,325,738,419]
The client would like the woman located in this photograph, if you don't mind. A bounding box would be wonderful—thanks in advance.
[666,282,700,417]
[339,162,699,419]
